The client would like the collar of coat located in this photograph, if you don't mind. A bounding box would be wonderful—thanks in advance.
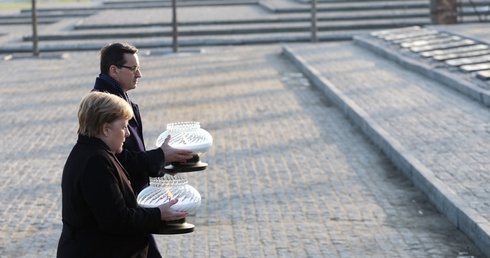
[96,74,131,103]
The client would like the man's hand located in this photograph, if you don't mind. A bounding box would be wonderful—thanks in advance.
[159,135,194,165]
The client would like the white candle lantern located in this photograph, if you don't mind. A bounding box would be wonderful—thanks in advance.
[137,121,212,234]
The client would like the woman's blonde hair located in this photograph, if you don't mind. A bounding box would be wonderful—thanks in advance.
[77,92,133,137]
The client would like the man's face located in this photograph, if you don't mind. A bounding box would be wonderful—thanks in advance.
[112,53,142,92]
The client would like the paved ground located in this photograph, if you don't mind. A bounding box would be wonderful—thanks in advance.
[0,44,485,257]
[286,22,490,256]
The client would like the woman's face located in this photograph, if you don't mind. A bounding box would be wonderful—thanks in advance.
[102,118,130,153]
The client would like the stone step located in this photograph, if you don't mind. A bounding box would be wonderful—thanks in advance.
[2,0,489,53]
[22,18,430,41]
[19,0,257,12]
[263,0,489,13]
[17,0,489,13]
[73,9,431,29]
[0,18,60,25]
[0,10,95,19]
[0,29,365,53]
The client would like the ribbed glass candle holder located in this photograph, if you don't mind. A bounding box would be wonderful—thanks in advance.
[137,174,201,214]
[156,121,213,156]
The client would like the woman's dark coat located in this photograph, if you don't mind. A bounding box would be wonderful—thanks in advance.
[57,135,161,258]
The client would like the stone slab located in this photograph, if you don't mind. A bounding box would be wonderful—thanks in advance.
[433,48,490,61]
[383,29,439,42]
[420,44,489,58]
[410,39,475,53]
[370,25,422,37]
[446,54,490,66]
[400,35,460,48]
[391,33,447,44]
[477,70,490,80]
[460,62,490,72]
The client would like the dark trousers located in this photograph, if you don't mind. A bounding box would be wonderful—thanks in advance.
[147,235,162,258]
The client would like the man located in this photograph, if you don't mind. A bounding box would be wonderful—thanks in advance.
[92,42,193,258]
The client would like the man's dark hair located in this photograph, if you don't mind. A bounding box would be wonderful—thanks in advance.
[99,42,138,75]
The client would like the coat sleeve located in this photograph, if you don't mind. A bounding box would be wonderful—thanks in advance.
[80,155,161,234]
[116,148,165,177]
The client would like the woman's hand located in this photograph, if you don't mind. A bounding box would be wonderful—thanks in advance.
[158,199,188,221]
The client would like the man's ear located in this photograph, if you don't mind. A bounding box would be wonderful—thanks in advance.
[109,65,119,77]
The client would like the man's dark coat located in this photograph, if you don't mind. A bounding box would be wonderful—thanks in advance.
[93,77,164,194]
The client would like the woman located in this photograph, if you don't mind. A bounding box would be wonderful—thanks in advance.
[57,92,187,258]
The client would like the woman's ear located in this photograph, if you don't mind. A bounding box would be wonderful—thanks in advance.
[101,123,111,136]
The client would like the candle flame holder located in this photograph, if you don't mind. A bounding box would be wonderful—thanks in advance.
[138,121,212,234]
[156,121,213,173]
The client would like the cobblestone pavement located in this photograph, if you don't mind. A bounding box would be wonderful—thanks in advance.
[0,45,484,257]
[284,41,490,257]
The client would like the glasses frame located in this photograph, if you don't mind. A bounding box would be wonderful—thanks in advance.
[118,65,140,73]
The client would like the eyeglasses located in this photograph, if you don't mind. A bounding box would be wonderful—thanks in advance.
[119,65,140,73]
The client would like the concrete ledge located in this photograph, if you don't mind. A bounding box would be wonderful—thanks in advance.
[353,34,490,107]
[282,44,490,257]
